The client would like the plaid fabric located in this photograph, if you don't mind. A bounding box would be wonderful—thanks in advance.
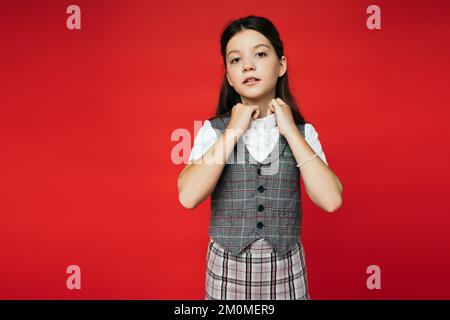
[205,237,310,300]
[208,116,306,256]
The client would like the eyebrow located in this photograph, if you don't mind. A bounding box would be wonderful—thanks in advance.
[227,43,270,57]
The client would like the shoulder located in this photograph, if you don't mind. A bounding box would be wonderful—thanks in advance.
[304,122,320,139]
[188,119,220,162]
[208,115,231,131]
[303,122,328,165]
[195,119,216,138]
[303,122,324,146]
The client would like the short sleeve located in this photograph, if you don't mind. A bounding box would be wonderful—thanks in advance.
[304,123,328,166]
[188,120,219,162]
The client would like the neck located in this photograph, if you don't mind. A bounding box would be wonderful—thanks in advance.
[241,94,275,119]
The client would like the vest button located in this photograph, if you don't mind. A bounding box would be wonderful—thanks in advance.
[257,221,264,229]
[258,204,264,212]
[258,186,265,193]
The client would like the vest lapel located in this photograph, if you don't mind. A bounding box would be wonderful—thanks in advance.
[236,133,289,166]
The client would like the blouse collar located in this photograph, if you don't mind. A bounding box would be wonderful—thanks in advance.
[249,113,276,130]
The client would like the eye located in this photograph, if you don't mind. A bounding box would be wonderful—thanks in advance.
[229,52,266,64]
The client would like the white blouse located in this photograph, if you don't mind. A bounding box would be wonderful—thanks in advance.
[188,113,328,165]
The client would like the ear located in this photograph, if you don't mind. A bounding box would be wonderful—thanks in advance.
[278,56,287,78]
[226,71,233,87]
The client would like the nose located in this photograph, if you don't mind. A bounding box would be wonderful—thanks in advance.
[242,59,255,72]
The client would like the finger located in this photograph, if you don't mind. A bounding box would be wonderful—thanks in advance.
[270,103,275,112]
[266,106,272,116]
[252,106,260,120]
[272,98,281,108]
[276,98,285,105]
[266,102,274,116]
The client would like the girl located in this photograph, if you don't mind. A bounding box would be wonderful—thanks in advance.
[177,15,343,300]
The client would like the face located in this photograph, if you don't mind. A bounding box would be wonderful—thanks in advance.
[225,29,287,103]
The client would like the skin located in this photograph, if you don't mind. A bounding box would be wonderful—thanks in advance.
[225,29,286,118]
[178,29,343,212]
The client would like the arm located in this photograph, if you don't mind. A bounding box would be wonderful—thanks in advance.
[285,126,343,213]
[177,127,242,209]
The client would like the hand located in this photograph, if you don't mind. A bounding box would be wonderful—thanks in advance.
[267,98,297,137]
[227,103,260,137]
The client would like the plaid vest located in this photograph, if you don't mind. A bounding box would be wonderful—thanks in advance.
[208,116,305,256]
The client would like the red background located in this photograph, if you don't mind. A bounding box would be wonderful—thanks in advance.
[1,0,450,299]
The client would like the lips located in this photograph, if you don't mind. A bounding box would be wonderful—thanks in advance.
[243,77,260,84]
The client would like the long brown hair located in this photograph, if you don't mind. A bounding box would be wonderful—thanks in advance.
[211,15,307,125]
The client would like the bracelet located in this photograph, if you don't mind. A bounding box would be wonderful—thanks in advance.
[296,153,319,168]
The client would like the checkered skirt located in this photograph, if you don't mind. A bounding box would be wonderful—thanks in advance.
[205,237,310,300]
